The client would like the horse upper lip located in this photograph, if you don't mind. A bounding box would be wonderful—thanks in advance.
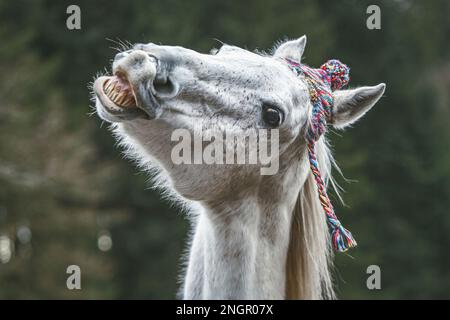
[110,51,163,118]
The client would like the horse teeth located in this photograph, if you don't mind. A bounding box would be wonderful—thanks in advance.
[106,85,114,96]
[103,76,136,107]
[117,94,126,105]
[126,98,134,106]
[122,96,133,107]
[103,81,110,94]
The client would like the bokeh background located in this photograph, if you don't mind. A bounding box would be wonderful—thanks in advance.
[0,0,449,299]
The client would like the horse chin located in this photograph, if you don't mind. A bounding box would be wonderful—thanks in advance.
[94,97,148,123]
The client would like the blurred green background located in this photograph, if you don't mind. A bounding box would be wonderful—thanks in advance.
[0,0,449,299]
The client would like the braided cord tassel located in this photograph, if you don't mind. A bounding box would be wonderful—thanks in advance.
[285,58,356,252]
[306,139,357,252]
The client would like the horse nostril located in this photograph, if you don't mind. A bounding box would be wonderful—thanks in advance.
[152,75,177,98]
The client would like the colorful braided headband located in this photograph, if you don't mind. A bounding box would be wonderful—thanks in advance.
[286,58,357,252]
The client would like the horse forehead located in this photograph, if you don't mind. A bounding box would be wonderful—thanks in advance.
[209,52,290,85]
[148,43,275,67]
[216,51,274,68]
[141,43,297,91]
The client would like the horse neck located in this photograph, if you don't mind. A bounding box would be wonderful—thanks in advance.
[182,155,309,299]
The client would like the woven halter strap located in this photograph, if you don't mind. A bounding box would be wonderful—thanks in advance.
[285,58,357,252]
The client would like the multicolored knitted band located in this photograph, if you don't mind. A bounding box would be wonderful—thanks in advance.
[285,58,357,252]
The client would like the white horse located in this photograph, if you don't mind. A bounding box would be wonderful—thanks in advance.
[93,35,385,299]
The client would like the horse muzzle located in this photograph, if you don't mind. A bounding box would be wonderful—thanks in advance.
[94,48,178,121]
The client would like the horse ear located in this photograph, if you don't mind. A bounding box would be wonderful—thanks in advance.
[274,36,307,62]
[331,83,386,129]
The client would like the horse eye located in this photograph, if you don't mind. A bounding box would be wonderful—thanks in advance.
[262,105,284,127]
